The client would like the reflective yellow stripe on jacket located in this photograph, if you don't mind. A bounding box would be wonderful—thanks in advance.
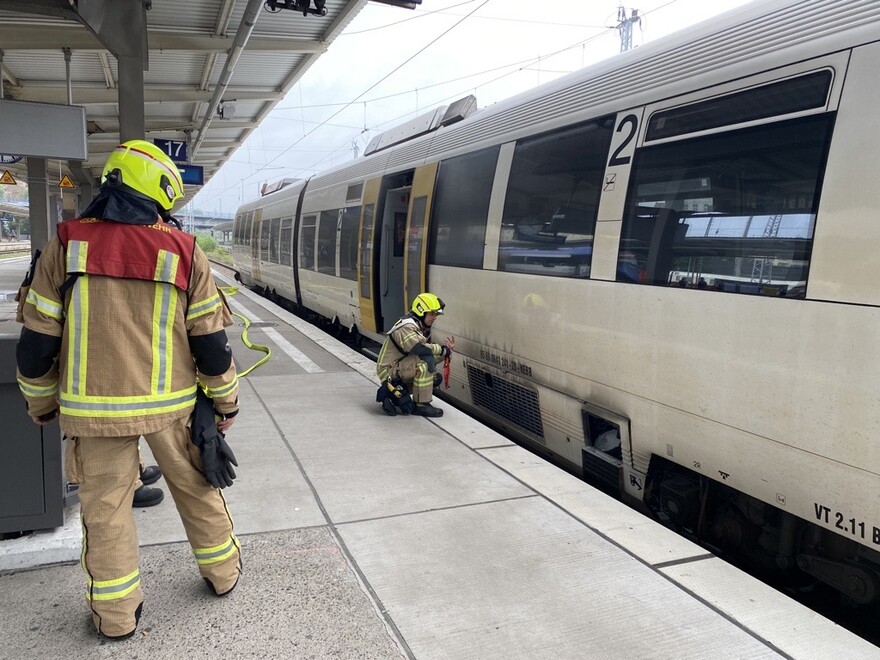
[151,250,180,395]
[60,386,197,418]
[186,293,221,322]
[17,378,59,398]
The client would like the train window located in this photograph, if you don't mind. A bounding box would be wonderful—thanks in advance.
[617,113,835,298]
[407,196,427,300]
[300,214,316,271]
[359,204,375,299]
[280,218,293,267]
[259,219,271,262]
[345,182,363,203]
[243,213,252,248]
[339,206,360,281]
[269,218,281,263]
[498,116,614,278]
[647,71,832,141]
[318,210,339,275]
[429,145,499,268]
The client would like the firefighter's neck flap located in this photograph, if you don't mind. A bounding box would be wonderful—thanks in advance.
[81,186,160,226]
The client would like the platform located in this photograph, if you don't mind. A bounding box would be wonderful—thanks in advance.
[0,254,875,659]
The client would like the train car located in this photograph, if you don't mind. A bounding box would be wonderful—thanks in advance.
[233,0,880,603]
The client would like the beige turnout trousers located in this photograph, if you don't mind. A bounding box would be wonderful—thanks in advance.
[71,416,241,637]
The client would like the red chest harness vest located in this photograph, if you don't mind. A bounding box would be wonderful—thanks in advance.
[57,218,195,292]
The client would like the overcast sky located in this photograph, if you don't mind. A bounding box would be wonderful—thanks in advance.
[188,0,755,215]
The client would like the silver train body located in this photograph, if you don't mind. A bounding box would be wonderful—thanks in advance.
[233,0,880,602]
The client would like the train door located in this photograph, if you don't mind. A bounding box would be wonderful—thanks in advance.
[378,185,410,331]
[357,177,381,333]
[251,209,262,283]
[402,162,439,319]
[357,164,438,333]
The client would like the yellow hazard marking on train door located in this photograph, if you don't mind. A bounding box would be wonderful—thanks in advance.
[59,174,76,189]
[0,170,16,185]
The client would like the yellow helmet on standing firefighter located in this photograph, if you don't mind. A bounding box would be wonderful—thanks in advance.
[411,292,445,318]
[101,140,184,211]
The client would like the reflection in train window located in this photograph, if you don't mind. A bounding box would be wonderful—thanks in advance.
[499,116,614,278]
[429,145,499,268]
[359,205,374,299]
[318,210,338,275]
[260,218,271,262]
[269,218,281,263]
[300,214,316,271]
[280,218,293,267]
[617,114,835,298]
[339,206,360,281]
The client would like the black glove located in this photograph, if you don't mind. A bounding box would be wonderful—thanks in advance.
[410,343,436,373]
[198,430,238,489]
[397,390,415,415]
[440,345,452,359]
[191,386,238,488]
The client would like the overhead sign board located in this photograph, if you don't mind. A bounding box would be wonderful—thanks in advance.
[153,139,188,163]
[0,170,17,185]
[0,99,87,160]
[177,165,204,186]
[59,175,76,189]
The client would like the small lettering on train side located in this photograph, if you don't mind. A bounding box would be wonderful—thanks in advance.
[479,349,532,377]
[813,502,879,545]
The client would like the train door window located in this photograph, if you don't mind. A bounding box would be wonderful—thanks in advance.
[339,206,360,281]
[233,214,241,245]
[407,196,427,301]
[280,218,293,266]
[617,113,834,298]
[429,145,499,268]
[300,214,316,271]
[259,219,271,262]
[318,209,339,275]
[498,116,614,278]
[269,218,281,263]
[244,212,253,247]
[359,204,374,298]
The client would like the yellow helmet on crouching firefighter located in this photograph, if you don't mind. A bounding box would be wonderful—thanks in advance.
[101,140,184,211]
[411,292,445,318]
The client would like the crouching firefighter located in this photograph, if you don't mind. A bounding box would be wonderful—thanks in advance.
[376,293,454,418]
[15,140,241,641]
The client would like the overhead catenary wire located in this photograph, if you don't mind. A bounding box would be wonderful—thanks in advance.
[192,0,686,211]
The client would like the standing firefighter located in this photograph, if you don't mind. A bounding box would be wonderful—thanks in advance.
[15,140,241,640]
[376,292,454,418]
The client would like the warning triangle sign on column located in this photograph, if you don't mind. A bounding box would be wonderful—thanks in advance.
[59,174,76,189]
[0,170,17,185]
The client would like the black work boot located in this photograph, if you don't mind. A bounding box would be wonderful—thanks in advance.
[139,464,162,486]
[101,602,143,641]
[413,402,443,417]
[133,485,164,508]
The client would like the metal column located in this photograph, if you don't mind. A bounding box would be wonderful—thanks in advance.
[26,158,51,253]
[117,55,145,141]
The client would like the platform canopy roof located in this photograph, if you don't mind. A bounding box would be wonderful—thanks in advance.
[0,0,391,207]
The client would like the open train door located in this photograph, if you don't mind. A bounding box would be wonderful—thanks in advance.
[403,161,439,314]
[356,177,381,333]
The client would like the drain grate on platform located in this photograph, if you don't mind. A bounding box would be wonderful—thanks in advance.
[466,364,544,438]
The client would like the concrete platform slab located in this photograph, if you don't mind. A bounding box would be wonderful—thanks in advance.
[0,528,403,660]
[250,372,532,523]
[339,496,781,659]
